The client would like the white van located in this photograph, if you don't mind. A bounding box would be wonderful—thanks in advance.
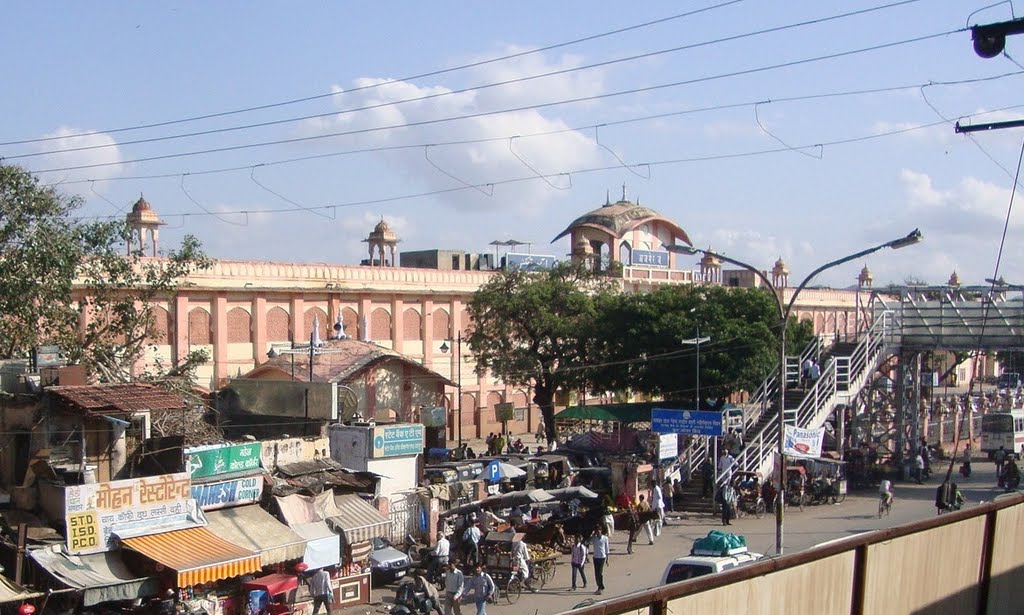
[659,548,764,584]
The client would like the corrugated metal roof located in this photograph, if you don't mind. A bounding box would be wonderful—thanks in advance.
[46,384,186,415]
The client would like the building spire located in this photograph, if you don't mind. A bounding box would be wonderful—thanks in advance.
[621,183,627,201]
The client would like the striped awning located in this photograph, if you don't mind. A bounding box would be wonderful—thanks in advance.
[325,494,391,544]
[205,505,307,567]
[120,526,262,588]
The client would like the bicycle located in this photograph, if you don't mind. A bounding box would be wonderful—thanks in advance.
[877,494,892,518]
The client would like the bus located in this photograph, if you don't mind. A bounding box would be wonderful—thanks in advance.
[980,408,1024,458]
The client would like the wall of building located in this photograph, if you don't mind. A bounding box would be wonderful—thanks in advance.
[74,257,859,442]
[366,456,419,499]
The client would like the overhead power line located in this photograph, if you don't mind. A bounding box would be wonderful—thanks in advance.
[26,27,964,175]
[4,1,925,161]
[47,70,1024,186]
[67,102,1024,222]
[0,0,748,147]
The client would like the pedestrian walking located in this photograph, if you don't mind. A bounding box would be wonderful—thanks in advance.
[463,523,482,567]
[636,495,655,544]
[719,484,737,526]
[701,457,714,499]
[443,562,464,615]
[570,535,589,590]
[662,478,675,513]
[309,567,334,615]
[466,565,495,615]
[590,528,609,595]
[601,505,615,541]
[995,445,1007,483]
[652,482,666,533]
[717,450,735,486]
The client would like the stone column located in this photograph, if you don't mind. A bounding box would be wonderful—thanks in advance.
[212,294,228,385]
[253,296,267,364]
[174,294,190,366]
[290,296,305,343]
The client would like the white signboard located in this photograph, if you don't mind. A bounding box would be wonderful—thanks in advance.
[64,472,192,555]
[658,433,679,460]
[782,426,825,458]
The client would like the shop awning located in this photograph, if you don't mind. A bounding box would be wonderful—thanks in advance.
[204,505,307,567]
[291,521,341,569]
[555,403,658,423]
[0,572,42,604]
[30,544,160,606]
[120,526,262,587]
[274,491,344,525]
[324,494,390,544]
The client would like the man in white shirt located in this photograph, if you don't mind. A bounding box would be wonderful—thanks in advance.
[429,533,450,580]
[589,527,609,595]
[651,482,666,534]
[443,561,464,615]
[309,568,334,615]
[717,450,735,486]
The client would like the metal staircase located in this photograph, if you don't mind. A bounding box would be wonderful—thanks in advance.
[676,311,897,501]
[727,311,896,481]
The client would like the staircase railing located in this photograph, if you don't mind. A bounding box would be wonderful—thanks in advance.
[716,310,896,482]
[686,334,823,482]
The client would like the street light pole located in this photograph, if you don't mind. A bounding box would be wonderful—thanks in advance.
[668,228,922,555]
[440,333,463,447]
[682,328,712,498]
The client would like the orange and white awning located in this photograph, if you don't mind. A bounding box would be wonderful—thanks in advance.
[120,526,262,587]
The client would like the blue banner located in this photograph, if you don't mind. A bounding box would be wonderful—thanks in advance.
[630,249,669,268]
[651,408,723,436]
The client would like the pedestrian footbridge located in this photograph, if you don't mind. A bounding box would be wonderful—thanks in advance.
[684,286,1024,484]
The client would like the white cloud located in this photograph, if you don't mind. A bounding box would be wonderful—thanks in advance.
[900,168,1019,223]
[34,126,125,183]
[294,50,604,215]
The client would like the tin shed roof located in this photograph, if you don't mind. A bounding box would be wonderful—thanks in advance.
[46,384,186,415]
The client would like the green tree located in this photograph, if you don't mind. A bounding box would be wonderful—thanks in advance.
[0,163,212,381]
[466,262,618,443]
[589,285,804,409]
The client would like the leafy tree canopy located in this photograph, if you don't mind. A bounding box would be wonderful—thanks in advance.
[0,164,212,382]
[466,262,619,442]
[589,285,805,408]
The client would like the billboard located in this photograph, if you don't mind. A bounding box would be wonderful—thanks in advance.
[64,472,193,555]
[631,249,669,268]
[783,426,825,458]
[186,442,262,480]
[371,424,424,458]
[650,408,723,436]
[494,402,514,422]
[505,253,556,271]
[191,475,264,511]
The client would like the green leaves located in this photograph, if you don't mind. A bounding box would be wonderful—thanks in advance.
[0,163,211,382]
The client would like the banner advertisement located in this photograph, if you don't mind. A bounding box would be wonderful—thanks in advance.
[783,426,826,458]
[186,442,262,480]
[64,472,192,555]
[371,424,424,458]
[420,406,447,428]
[191,475,264,511]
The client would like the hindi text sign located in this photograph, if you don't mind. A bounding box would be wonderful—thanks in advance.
[372,424,424,458]
[650,408,723,436]
[187,442,262,479]
[64,472,192,555]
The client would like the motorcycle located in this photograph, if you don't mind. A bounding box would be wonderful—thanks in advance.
[390,577,439,615]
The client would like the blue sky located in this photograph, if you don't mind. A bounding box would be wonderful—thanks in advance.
[4,1,1024,287]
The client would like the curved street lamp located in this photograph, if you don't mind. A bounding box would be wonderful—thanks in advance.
[668,228,922,555]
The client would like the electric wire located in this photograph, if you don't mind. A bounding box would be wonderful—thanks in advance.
[0,0,748,147]
[18,27,962,173]
[65,102,1024,222]
[5,1,927,161]
[45,70,1024,186]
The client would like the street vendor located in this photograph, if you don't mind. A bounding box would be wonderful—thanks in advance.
[511,538,538,593]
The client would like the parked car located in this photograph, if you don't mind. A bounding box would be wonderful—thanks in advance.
[369,537,412,584]
[659,549,764,584]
